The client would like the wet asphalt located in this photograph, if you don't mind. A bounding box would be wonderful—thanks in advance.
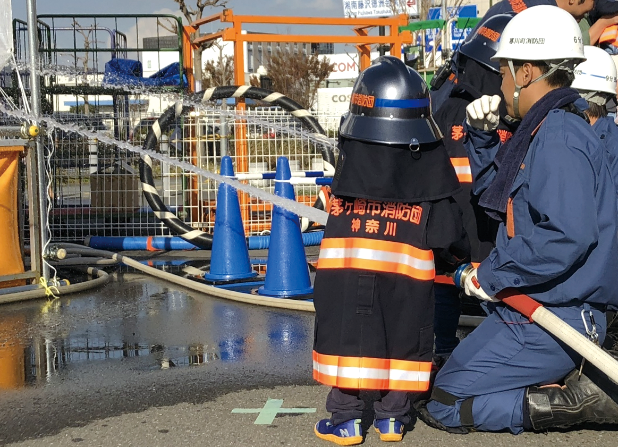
[1,258,617,446]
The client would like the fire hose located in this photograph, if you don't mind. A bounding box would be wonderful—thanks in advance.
[454,264,618,384]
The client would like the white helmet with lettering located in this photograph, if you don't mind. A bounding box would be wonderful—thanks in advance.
[491,5,585,63]
[572,46,617,104]
[489,5,586,119]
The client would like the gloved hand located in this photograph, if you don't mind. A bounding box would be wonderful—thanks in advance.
[465,95,501,132]
[463,268,500,302]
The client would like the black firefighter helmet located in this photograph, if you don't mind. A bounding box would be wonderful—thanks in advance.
[339,55,442,145]
[459,13,513,73]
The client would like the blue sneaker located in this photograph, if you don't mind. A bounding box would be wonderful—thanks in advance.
[374,418,404,442]
[314,418,363,445]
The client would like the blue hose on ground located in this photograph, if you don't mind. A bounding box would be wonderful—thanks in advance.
[248,231,323,249]
[85,231,324,251]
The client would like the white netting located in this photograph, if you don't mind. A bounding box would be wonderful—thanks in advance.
[0,0,12,71]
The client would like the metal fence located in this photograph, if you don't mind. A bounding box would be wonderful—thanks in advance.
[43,106,340,242]
[3,13,340,243]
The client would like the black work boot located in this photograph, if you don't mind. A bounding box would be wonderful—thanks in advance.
[525,369,618,431]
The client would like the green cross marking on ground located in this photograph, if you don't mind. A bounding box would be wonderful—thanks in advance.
[231,398,317,425]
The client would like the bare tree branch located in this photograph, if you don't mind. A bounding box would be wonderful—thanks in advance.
[171,0,228,85]
[174,0,196,23]
[203,53,234,88]
[265,49,335,109]
[175,0,228,22]
[157,18,178,35]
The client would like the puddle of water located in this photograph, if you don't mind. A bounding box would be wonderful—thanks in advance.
[0,274,314,391]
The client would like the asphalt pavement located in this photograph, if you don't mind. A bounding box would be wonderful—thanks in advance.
[1,270,617,447]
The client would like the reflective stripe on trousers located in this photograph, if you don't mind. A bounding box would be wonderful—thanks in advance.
[313,351,432,392]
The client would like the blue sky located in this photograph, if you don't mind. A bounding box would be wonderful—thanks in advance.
[11,0,344,23]
[10,0,358,48]
[10,0,360,54]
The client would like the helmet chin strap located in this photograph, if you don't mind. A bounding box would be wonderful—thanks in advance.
[506,59,572,120]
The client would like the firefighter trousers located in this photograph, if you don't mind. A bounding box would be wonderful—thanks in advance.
[426,303,607,434]
[326,387,411,425]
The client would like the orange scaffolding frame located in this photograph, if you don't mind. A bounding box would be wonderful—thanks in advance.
[186,9,412,231]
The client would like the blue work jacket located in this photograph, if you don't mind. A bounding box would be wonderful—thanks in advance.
[464,109,618,307]
[593,115,618,197]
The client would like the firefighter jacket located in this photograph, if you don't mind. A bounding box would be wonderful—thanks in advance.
[464,109,618,308]
[312,138,464,392]
[433,56,516,264]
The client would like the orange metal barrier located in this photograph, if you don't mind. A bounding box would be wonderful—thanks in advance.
[0,145,26,288]
[186,9,412,233]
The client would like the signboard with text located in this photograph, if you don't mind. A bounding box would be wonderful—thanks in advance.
[423,5,477,52]
[322,53,360,80]
[343,0,418,18]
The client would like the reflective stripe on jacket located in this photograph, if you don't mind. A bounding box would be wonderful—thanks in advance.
[451,157,473,183]
[317,237,435,281]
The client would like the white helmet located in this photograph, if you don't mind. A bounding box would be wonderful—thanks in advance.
[572,46,617,101]
[491,5,585,63]
[490,5,586,119]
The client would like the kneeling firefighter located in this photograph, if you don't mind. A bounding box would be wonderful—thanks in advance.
[312,56,465,445]
[416,6,618,434]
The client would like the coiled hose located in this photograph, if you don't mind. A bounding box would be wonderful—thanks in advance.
[139,86,336,250]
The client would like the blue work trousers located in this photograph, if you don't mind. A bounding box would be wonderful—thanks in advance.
[434,284,461,356]
[427,303,606,434]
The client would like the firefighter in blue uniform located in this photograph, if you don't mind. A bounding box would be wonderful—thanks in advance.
[432,13,515,365]
[312,56,464,445]
[416,6,618,434]
[572,45,618,193]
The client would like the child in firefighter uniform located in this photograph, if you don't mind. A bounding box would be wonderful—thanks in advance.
[312,56,464,445]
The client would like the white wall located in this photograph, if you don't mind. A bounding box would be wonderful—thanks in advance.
[316,86,353,130]
[142,51,181,77]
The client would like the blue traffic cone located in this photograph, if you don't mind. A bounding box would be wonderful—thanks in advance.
[204,156,257,281]
[258,157,313,297]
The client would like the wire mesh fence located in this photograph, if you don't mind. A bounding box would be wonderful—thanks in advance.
[40,106,339,242]
[2,13,341,244]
